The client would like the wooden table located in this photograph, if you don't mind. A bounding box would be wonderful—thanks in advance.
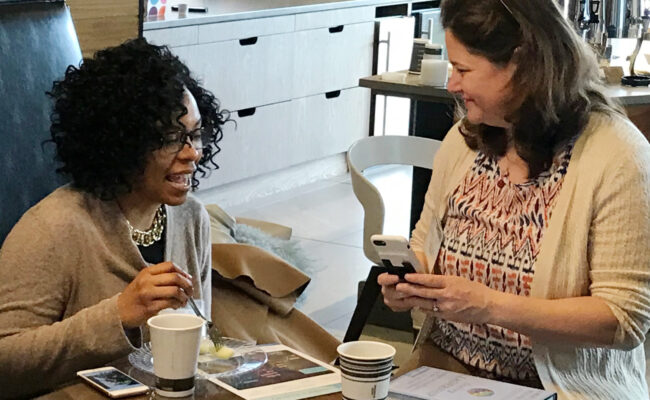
[35,356,341,400]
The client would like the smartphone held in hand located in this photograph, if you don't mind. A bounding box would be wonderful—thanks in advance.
[371,234,423,279]
[77,366,148,398]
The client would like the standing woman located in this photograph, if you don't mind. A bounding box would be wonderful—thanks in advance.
[0,38,228,398]
[379,0,650,399]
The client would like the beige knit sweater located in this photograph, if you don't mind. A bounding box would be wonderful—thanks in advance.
[0,187,212,399]
[411,113,650,399]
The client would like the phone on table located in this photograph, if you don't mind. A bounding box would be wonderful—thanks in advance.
[77,366,148,398]
[371,234,423,280]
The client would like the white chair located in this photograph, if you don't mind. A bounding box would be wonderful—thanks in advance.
[343,135,442,342]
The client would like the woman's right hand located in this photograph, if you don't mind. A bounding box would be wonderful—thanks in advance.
[378,272,414,312]
[117,262,194,328]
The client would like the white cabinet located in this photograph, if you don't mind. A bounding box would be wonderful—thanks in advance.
[145,5,375,189]
[187,33,295,111]
[293,21,374,98]
[200,101,296,187]
[197,15,294,43]
[145,25,198,47]
[201,88,370,190]
[166,44,194,65]
[293,87,370,162]
[294,6,374,30]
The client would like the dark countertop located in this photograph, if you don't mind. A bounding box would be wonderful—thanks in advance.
[143,0,408,30]
[359,71,650,106]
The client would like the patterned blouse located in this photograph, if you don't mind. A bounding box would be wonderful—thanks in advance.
[430,148,572,381]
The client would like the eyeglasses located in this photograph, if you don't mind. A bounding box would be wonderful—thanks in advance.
[161,126,208,154]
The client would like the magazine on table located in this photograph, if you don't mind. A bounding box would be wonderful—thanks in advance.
[205,344,341,400]
[389,366,557,400]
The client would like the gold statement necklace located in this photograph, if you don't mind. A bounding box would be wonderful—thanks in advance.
[126,205,166,247]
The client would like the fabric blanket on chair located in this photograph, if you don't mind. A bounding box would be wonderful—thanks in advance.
[233,223,320,279]
[205,204,340,363]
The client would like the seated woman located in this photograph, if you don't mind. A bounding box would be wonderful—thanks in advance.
[0,38,227,398]
[379,0,650,399]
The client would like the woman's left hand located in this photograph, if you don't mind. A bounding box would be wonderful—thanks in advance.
[396,274,501,325]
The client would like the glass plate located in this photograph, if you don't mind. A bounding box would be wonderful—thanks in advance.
[128,337,268,378]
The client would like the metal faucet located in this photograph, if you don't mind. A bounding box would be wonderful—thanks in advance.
[558,0,648,61]
[629,15,650,76]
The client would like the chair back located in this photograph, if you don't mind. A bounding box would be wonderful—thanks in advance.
[347,135,441,264]
[0,1,81,245]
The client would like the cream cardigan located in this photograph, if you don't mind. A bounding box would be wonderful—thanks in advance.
[411,113,650,399]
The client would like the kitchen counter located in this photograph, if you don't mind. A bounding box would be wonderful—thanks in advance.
[602,84,650,106]
[359,71,650,106]
[144,0,412,30]
[359,70,650,142]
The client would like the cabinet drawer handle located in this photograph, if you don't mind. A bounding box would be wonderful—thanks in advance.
[239,37,258,46]
[325,90,341,99]
[328,25,344,33]
[237,107,257,117]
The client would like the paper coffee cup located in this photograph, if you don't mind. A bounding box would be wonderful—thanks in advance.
[177,3,188,18]
[148,314,204,398]
[420,59,449,87]
[159,299,207,337]
[337,341,396,400]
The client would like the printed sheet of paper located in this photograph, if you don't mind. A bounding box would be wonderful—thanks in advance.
[389,367,556,400]
[206,344,340,400]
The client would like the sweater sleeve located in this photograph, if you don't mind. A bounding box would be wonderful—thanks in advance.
[411,122,464,255]
[0,214,135,398]
[589,143,650,350]
[199,205,213,319]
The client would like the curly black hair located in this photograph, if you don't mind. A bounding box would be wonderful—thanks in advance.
[47,37,229,200]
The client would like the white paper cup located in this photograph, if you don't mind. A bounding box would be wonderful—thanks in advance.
[177,3,188,18]
[337,341,396,400]
[148,313,204,398]
[159,300,207,337]
[420,59,449,87]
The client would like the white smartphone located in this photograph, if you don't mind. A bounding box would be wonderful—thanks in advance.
[371,234,423,279]
[77,366,149,398]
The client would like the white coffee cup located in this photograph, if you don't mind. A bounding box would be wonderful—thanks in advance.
[148,313,205,398]
[159,299,207,337]
[177,3,188,18]
[337,341,396,400]
[420,59,449,87]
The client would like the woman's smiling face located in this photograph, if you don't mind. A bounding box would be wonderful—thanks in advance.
[133,89,203,207]
[445,30,517,128]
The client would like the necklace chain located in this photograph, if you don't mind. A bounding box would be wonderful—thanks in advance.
[126,205,166,247]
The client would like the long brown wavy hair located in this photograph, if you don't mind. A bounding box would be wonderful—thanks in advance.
[440,0,623,178]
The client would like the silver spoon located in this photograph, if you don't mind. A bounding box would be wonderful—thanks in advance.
[185,295,223,350]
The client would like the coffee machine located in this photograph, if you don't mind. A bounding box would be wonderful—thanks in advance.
[558,0,650,84]
[558,0,645,53]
